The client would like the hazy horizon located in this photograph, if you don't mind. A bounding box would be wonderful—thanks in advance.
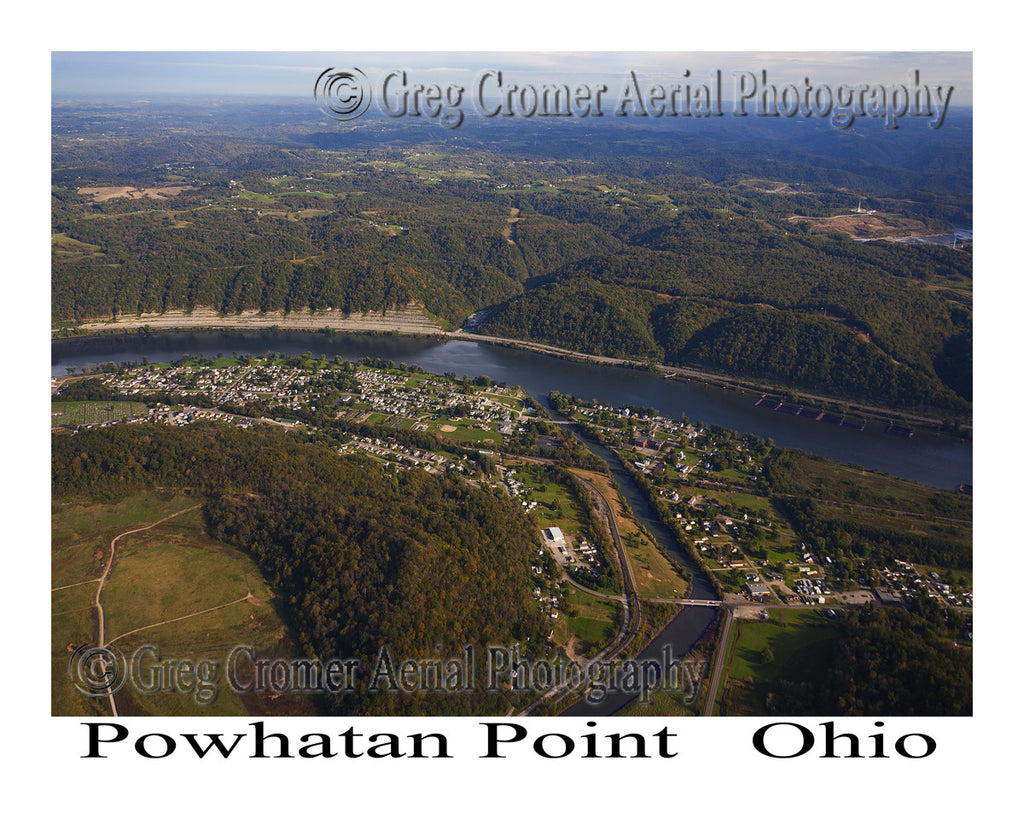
[51,51,972,106]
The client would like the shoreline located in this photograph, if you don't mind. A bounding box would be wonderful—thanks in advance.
[52,308,971,436]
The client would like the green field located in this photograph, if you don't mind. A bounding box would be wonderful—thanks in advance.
[515,465,585,537]
[235,189,275,203]
[481,392,524,411]
[715,609,840,715]
[51,401,148,428]
[765,545,803,564]
[432,421,503,446]
[52,232,103,258]
[555,588,619,657]
[616,685,701,716]
[52,492,305,717]
[280,190,334,199]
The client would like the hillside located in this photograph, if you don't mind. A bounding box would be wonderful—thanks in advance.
[52,101,972,415]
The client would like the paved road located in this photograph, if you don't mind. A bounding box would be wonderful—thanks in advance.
[56,317,963,430]
[702,606,733,716]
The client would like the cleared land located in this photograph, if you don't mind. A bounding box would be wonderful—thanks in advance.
[714,608,840,716]
[552,587,620,659]
[787,211,938,240]
[52,492,303,717]
[571,468,690,600]
[51,400,148,428]
[65,304,444,335]
[77,185,196,201]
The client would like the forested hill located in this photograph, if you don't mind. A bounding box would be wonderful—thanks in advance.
[52,424,549,715]
[52,101,971,414]
[482,222,972,412]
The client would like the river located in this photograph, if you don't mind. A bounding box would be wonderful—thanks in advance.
[52,329,972,489]
[560,429,719,716]
[52,327,973,716]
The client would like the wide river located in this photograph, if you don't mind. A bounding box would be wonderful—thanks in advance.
[52,329,972,489]
[52,328,973,715]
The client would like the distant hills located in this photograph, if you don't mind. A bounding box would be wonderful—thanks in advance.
[52,99,971,415]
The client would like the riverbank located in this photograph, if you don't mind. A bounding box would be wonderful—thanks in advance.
[53,307,970,436]
[455,333,971,437]
[55,304,448,336]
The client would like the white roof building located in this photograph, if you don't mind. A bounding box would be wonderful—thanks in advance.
[544,527,564,543]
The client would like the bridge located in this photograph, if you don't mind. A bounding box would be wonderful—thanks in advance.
[647,597,724,607]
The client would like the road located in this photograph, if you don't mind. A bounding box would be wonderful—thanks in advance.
[573,474,641,656]
[520,474,642,714]
[55,315,965,430]
[446,329,963,429]
[216,364,257,405]
[702,607,733,716]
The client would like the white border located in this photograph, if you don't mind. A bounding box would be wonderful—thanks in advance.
[15,1,1015,813]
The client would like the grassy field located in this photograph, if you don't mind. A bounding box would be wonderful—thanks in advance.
[430,421,502,446]
[555,588,619,657]
[515,465,587,538]
[722,491,773,516]
[727,609,838,681]
[480,391,525,412]
[615,685,701,716]
[765,545,803,564]
[51,401,149,428]
[714,609,840,715]
[52,492,304,717]
[571,469,690,600]
[52,491,201,587]
[52,232,103,258]
[622,528,690,599]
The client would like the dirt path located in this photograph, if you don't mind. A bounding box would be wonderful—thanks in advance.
[106,593,252,645]
[51,578,100,592]
[93,504,201,716]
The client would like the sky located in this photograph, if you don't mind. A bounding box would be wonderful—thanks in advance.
[50,51,973,105]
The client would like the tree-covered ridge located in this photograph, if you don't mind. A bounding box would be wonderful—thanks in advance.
[51,180,634,327]
[764,600,971,717]
[53,103,971,415]
[681,308,966,411]
[483,280,663,360]
[482,221,971,411]
[52,424,548,715]
[763,447,972,571]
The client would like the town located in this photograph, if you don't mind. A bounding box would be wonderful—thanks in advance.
[548,391,973,615]
[52,355,972,716]
[53,357,973,619]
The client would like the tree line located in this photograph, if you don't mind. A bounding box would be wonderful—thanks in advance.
[53,423,550,715]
